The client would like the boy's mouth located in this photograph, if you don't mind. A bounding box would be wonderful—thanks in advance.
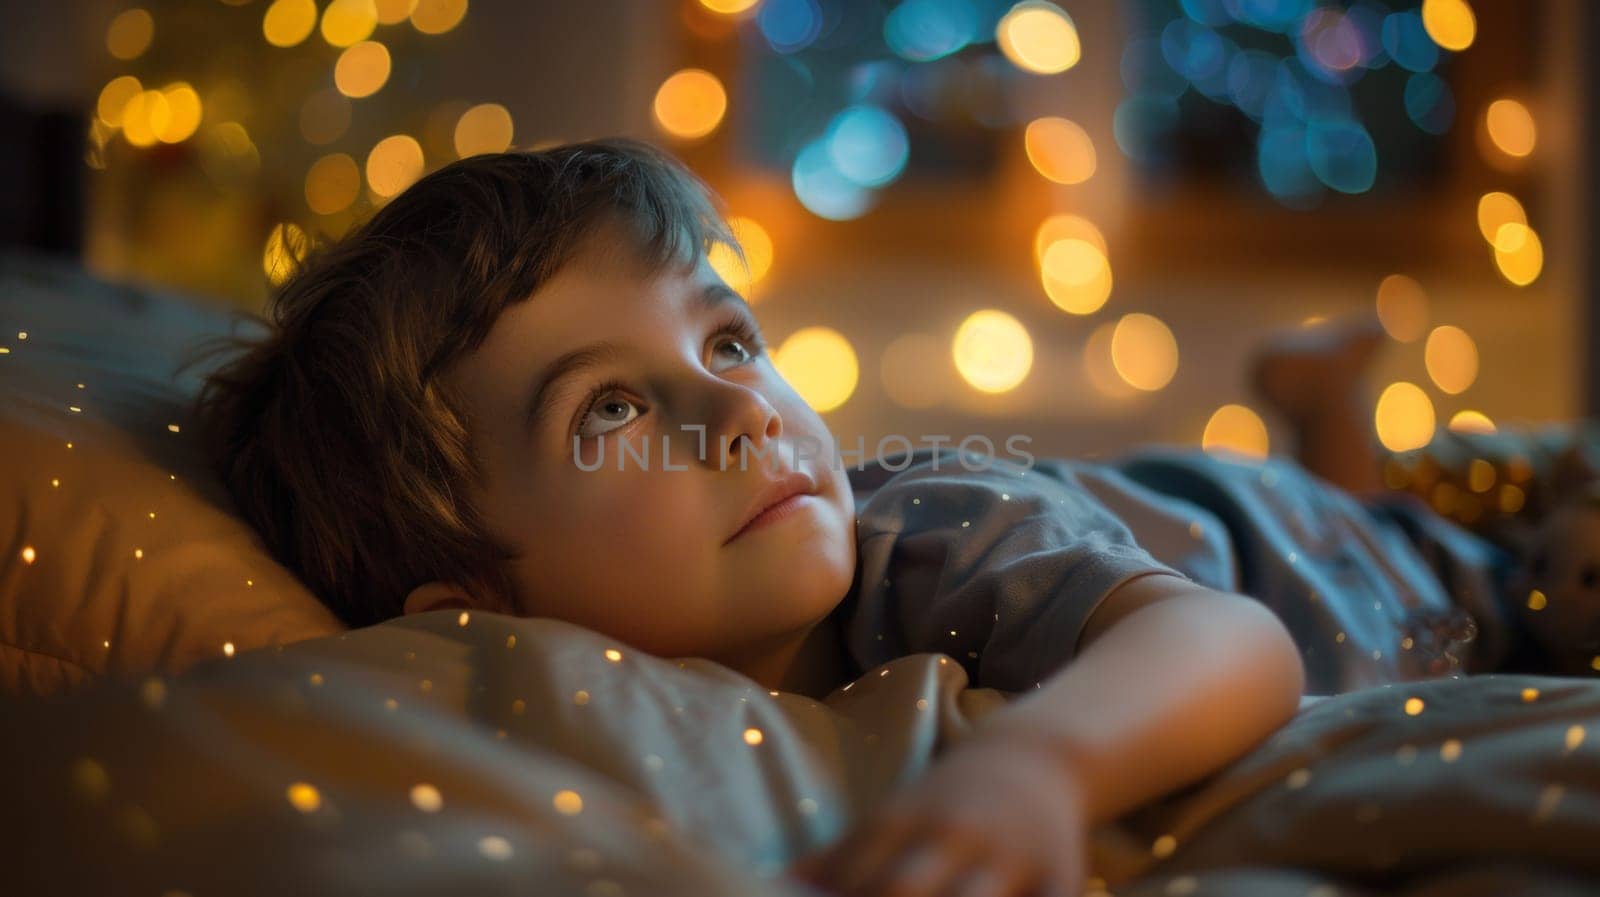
[724,471,818,545]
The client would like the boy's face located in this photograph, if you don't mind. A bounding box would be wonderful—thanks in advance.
[413,222,858,671]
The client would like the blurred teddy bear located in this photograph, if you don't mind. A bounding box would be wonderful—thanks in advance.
[1508,481,1600,677]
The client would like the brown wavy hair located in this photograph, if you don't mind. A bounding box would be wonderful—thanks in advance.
[188,138,741,627]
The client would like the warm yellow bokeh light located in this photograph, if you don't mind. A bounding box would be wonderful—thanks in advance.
[1375,274,1428,343]
[156,83,202,144]
[335,41,392,98]
[880,332,946,409]
[1202,404,1270,460]
[305,153,361,215]
[707,216,774,295]
[1484,99,1536,158]
[997,1,1081,75]
[1024,117,1096,184]
[772,327,858,413]
[1040,238,1112,315]
[97,76,144,128]
[376,0,419,24]
[1424,325,1478,395]
[1111,313,1178,392]
[321,0,379,47]
[1033,214,1106,264]
[699,0,760,12]
[653,69,727,140]
[1421,0,1475,51]
[552,789,583,815]
[1476,192,1526,244]
[411,0,468,34]
[263,0,319,48]
[1082,321,1136,399]
[300,89,352,145]
[287,782,322,813]
[264,222,309,286]
[1375,381,1436,452]
[120,90,170,148]
[410,783,443,812]
[454,103,514,158]
[1493,223,1544,286]
[952,309,1033,394]
[366,135,425,198]
[107,8,155,60]
[1449,409,1496,434]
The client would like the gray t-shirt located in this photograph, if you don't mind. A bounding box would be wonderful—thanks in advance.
[836,447,1198,694]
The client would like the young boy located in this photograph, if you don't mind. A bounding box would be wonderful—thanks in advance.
[196,138,1305,897]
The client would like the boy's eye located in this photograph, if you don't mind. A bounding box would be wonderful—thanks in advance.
[569,318,765,441]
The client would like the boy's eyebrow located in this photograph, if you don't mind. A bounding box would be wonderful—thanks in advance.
[523,283,748,431]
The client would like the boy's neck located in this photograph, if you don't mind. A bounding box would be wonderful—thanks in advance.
[717,612,854,701]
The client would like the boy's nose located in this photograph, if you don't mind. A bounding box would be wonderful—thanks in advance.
[697,382,782,470]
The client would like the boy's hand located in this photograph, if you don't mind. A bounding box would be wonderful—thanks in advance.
[786,733,1088,897]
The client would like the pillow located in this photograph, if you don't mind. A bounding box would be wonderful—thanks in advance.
[0,249,344,696]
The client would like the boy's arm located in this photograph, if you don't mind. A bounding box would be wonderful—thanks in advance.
[976,571,1306,825]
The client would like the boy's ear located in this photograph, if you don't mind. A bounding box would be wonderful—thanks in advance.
[403,581,473,616]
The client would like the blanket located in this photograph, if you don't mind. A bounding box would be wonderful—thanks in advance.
[6,610,1600,896]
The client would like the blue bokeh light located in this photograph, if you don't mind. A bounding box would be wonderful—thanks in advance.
[758,0,824,55]
[1381,11,1440,73]
[1160,19,1228,83]
[1121,36,1189,101]
[883,0,979,62]
[1223,0,1314,34]
[1403,71,1455,135]
[1179,0,1234,27]
[792,138,875,221]
[1227,49,1279,120]
[1256,126,1324,206]
[825,104,910,187]
[1306,120,1377,192]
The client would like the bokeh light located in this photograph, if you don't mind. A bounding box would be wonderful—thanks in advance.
[120,90,170,148]
[335,41,392,98]
[700,0,760,14]
[1381,10,1439,72]
[365,134,425,198]
[300,89,352,144]
[707,216,774,297]
[1424,325,1478,395]
[1202,404,1270,460]
[1492,223,1543,286]
[653,69,727,140]
[952,309,1033,393]
[885,0,980,62]
[305,153,361,215]
[825,105,910,187]
[263,0,319,48]
[411,0,468,35]
[1403,72,1454,135]
[1448,409,1496,434]
[1040,238,1112,315]
[757,0,824,54]
[996,1,1081,75]
[1476,192,1526,244]
[454,103,514,157]
[1375,274,1429,343]
[321,0,379,47]
[1111,313,1179,392]
[1082,321,1136,399]
[97,76,144,128]
[1484,98,1536,158]
[792,139,874,220]
[772,327,858,412]
[1033,214,1106,263]
[155,83,203,144]
[1024,117,1096,184]
[1375,381,1436,452]
[881,332,946,409]
[1420,0,1475,52]
[107,8,155,61]
[375,0,418,25]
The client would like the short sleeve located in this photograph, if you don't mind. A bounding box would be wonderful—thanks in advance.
[837,450,1190,693]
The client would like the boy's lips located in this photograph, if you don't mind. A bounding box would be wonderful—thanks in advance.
[724,471,818,545]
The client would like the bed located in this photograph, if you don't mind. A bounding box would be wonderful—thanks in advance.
[4,248,1600,896]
